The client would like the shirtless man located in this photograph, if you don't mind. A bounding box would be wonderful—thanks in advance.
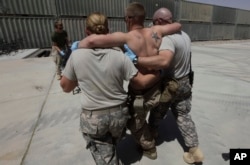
[78,2,181,160]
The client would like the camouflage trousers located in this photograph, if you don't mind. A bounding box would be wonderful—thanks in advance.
[80,104,130,165]
[50,47,62,75]
[127,82,161,150]
[149,77,199,148]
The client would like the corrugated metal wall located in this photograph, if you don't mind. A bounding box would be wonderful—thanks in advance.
[1,17,54,48]
[235,25,250,39]
[0,0,56,16]
[61,18,127,42]
[182,22,211,41]
[211,24,235,40]
[178,1,213,22]
[1,0,250,48]
[130,0,175,19]
[212,6,236,24]
[57,0,129,17]
[236,10,250,25]
[60,18,85,42]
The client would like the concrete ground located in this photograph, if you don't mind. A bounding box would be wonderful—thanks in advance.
[0,40,250,165]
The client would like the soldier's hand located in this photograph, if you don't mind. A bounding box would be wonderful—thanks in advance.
[71,41,80,51]
[124,44,136,61]
[59,50,65,56]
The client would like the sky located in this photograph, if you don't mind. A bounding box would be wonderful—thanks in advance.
[186,0,250,11]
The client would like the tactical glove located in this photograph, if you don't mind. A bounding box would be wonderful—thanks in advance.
[59,50,65,56]
[124,44,136,61]
[71,41,80,51]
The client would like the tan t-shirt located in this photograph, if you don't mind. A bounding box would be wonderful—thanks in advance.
[159,31,191,79]
[63,47,138,110]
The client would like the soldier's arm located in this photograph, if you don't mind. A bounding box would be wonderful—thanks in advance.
[78,32,129,48]
[130,71,160,90]
[155,22,181,37]
[60,55,78,92]
[138,50,174,70]
[53,46,61,52]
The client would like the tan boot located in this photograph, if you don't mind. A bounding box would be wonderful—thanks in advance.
[183,147,204,164]
[143,147,157,160]
[57,74,62,80]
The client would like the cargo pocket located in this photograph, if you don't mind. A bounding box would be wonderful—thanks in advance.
[160,79,179,103]
[143,82,161,111]
[80,112,98,135]
[119,107,129,127]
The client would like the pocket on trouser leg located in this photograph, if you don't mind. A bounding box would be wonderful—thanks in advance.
[80,112,99,135]
[110,107,129,138]
[95,142,117,164]
[143,85,161,111]
[84,135,116,165]
[50,48,58,62]
[159,86,172,103]
[160,80,179,103]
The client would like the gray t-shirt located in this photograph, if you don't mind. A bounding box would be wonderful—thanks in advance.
[63,47,138,110]
[159,31,191,79]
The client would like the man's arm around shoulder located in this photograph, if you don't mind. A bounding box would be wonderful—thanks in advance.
[78,32,128,48]
[138,49,174,70]
[154,22,181,36]
[130,71,160,90]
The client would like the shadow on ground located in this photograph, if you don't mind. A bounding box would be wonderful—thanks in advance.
[156,111,188,152]
[116,110,188,164]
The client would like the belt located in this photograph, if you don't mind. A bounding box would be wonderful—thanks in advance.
[81,102,127,115]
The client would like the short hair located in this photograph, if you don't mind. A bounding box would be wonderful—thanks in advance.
[125,2,145,23]
[86,12,109,34]
[153,8,173,22]
[54,20,63,28]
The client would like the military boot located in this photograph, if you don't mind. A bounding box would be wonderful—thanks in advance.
[143,147,157,160]
[183,147,204,164]
[57,74,62,80]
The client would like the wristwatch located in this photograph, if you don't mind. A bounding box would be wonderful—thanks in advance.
[133,56,138,65]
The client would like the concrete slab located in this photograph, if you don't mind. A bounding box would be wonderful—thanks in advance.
[0,49,39,61]
[0,40,250,165]
[0,57,54,165]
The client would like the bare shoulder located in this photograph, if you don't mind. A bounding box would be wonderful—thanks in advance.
[145,27,162,43]
[150,25,161,34]
[127,30,139,36]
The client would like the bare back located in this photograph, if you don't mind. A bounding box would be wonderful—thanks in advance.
[126,27,162,73]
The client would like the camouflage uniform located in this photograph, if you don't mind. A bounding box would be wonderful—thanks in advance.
[50,47,62,76]
[127,81,161,152]
[50,30,68,76]
[80,105,130,165]
[149,76,199,147]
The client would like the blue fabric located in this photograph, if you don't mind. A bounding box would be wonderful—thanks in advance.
[71,41,80,51]
[124,44,136,61]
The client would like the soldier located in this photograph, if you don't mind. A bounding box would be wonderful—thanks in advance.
[127,7,204,164]
[60,12,160,165]
[50,20,70,80]
[78,2,181,160]
[79,2,181,159]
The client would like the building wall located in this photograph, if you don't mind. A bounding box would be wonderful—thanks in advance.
[0,0,250,48]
